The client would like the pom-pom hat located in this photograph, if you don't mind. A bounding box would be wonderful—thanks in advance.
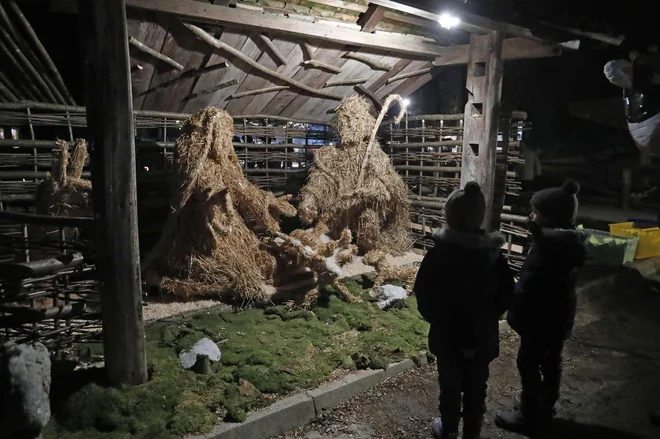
[530,180,581,227]
[444,181,486,231]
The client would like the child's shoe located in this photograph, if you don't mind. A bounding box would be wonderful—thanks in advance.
[430,418,458,439]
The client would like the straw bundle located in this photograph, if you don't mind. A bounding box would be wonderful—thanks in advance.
[267,231,361,308]
[33,139,92,246]
[142,107,296,302]
[298,95,413,256]
[363,250,418,292]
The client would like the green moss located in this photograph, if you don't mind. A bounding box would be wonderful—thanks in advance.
[47,280,429,439]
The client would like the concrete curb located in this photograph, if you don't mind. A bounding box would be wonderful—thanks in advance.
[196,354,424,439]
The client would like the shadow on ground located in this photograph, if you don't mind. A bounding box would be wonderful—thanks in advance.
[279,269,660,439]
[541,419,645,439]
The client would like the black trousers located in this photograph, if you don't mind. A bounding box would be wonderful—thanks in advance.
[436,353,490,433]
[517,336,565,419]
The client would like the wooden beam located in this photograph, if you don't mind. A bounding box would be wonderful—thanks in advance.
[358,4,385,33]
[125,0,449,57]
[79,0,148,386]
[434,36,562,66]
[367,0,485,34]
[460,31,504,232]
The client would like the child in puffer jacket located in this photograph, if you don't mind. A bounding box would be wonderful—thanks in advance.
[495,179,587,435]
[414,181,514,439]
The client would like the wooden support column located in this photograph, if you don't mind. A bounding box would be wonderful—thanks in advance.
[79,0,148,386]
[460,31,504,231]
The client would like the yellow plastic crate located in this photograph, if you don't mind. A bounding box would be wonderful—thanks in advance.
[609,222,660,260]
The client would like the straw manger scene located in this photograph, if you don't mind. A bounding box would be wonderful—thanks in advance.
[141,95,419,308]
[32,139,93,246]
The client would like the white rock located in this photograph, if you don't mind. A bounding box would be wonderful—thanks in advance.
[319,234,332,243]
[375,284,408,310]
[179,338,221,369]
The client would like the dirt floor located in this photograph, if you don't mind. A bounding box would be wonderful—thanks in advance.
[278,274,660,439]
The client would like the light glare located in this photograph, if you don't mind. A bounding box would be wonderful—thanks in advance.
[402,99,411,107]
[438,13,459,30]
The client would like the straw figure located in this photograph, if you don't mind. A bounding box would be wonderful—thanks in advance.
[142,107,297,302]
[266,230,361,308]
[298,95,412,256]
[362,250,418,293]
[33,139,92,245]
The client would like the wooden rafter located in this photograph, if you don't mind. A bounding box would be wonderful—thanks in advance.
[434,36,562,66]
[358,4,385,33]
[125,0,450,57]
[355,84,383,111]
[184,23,344,101]
[386,67,432,84]
[258,33,287,66]
[128,36,184,70]
[344,52,392,71]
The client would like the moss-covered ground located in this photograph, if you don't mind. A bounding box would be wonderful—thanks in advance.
[43,279,429,439]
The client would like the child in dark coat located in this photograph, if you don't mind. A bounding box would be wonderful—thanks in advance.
[495,179,587,435]
[414,181,514,439]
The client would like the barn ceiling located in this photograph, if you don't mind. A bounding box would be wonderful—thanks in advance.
[0,0,591,122]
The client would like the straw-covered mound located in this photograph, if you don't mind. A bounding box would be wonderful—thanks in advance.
[298,95,412,256]
[33,139,92,243]
[266,230,361,308]
[363,250,418,292]
[142,107,297,302]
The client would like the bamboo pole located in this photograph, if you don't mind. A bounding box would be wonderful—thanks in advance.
[128,36,184,70]
[0,2,65,103]
[0,71,18,101]
[6,0,75,104]
[0,24,57,102]
[185,24,344,101]
[0,33,43,101]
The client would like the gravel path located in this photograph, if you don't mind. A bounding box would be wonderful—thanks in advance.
[278,278,660,439]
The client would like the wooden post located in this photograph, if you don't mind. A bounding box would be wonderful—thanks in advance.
[460,31,504,231]
[79,0,148,386]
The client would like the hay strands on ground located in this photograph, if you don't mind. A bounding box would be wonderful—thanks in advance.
[185,24,343,101]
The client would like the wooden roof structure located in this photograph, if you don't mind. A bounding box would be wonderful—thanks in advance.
[0,0,622,122]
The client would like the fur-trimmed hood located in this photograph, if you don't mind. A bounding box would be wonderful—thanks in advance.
[432,228,505,263]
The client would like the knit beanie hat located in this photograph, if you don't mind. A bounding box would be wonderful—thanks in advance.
[444,181,486,231]
[530,179,581,227]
